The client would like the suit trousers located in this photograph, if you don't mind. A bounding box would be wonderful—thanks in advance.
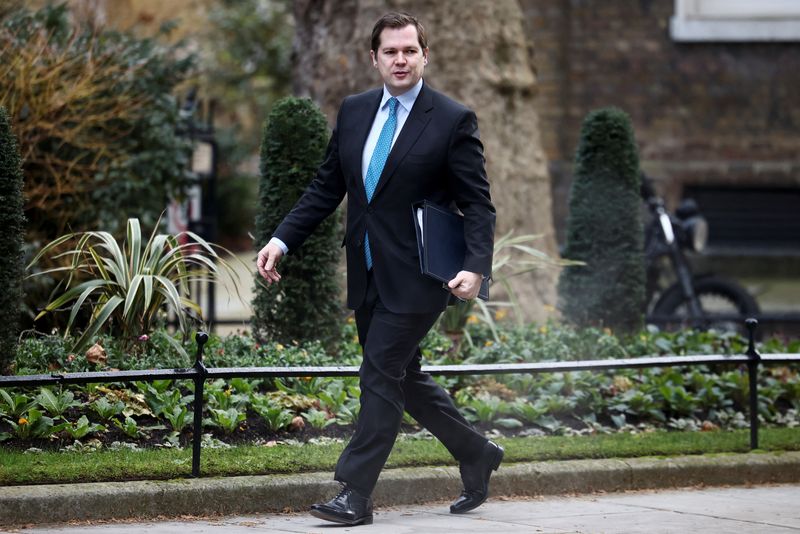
[334,271,488,495]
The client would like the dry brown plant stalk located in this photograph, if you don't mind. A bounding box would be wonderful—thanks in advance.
[0,23,158,237]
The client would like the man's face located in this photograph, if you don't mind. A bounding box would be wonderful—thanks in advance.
[371,25,428,96]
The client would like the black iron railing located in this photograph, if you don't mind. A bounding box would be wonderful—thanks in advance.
[2,319,799,477]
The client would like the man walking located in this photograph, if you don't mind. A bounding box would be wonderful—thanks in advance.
[256,12,501,526]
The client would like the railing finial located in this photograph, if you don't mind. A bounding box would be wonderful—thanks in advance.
[745,318,760,360]
[195,331,209,364]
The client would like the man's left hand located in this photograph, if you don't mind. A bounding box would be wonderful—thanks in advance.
[447,271,483,300]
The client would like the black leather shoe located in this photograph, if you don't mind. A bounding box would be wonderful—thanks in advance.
[310,484,374,526]
[450,440,504,514]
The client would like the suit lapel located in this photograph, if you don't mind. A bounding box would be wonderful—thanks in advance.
[371,84,434,201]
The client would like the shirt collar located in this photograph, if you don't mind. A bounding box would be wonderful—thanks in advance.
[380,78,423,113]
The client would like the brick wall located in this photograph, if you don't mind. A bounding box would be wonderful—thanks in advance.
[520,0,800,251]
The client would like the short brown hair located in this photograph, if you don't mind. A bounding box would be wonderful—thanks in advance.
[370,12,427,52]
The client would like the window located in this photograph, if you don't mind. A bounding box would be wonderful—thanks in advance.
[671,0,800,41]
[682,185,800,255]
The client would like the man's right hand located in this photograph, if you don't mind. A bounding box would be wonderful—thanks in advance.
[257,242,284,284]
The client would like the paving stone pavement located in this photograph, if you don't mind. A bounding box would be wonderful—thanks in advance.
[7,484,800,534]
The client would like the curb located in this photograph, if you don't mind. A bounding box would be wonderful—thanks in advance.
[2,452,800,526]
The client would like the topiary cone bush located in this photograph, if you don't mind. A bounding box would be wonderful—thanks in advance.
[0,106,26,374]
[252,97,342,346]
[558,107,645,333]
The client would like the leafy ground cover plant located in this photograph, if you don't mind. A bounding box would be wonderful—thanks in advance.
[251,396,294,432]
[61,416,105,440]
[303,408,336,430]
[36,388,81,418]
[207,408,247,435]
[164,405,192,434]
[2,322,798,452]
[5,409,55,440]
[0,389,37,419]
[114,416,144,440]
[91,397,125,422]
[206,380,249,412]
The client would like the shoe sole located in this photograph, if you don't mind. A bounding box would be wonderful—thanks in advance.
[450,444,505,514]
[310,508,374,526]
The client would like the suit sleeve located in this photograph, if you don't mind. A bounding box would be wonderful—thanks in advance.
[447,109,496,277]
[272,104,348,253]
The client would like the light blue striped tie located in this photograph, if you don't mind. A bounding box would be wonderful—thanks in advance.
[364,97,398,270]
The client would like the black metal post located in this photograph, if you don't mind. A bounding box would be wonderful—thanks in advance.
[192,331,209,477]
[745,318,761,450]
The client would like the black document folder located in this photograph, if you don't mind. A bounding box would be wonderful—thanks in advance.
[412,201,489,300]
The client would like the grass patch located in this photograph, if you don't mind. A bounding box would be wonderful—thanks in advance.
[2,428,800,486]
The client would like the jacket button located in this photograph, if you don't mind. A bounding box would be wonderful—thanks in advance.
[367,207,374,214]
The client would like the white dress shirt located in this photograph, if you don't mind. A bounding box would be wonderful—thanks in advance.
[270,79,424,255]
[360,79,423,183]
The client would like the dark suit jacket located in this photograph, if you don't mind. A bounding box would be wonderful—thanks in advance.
[273,82,495,314]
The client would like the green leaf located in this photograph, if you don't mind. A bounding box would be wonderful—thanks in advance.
[40,279,108,315]
[143,234,167,267]
[124,274,145,318]
[25,233,76,270]
[127,218,142,276]
[495,417,524,429]
[156,331,190,360]
[72,296,124,353]
[154,276,188,333]
[35,389,59,415]
[655,338,673,353]
[142,275,154,313]
[65,281,109,336]
[610,413,627,428]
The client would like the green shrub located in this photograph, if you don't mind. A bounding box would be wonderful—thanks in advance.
[252,97,342,346]
[0,3,193,262]
[558,108,645,333]
[0,106,25,374]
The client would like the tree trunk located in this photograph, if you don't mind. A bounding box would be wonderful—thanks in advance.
[293,0,558,322]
